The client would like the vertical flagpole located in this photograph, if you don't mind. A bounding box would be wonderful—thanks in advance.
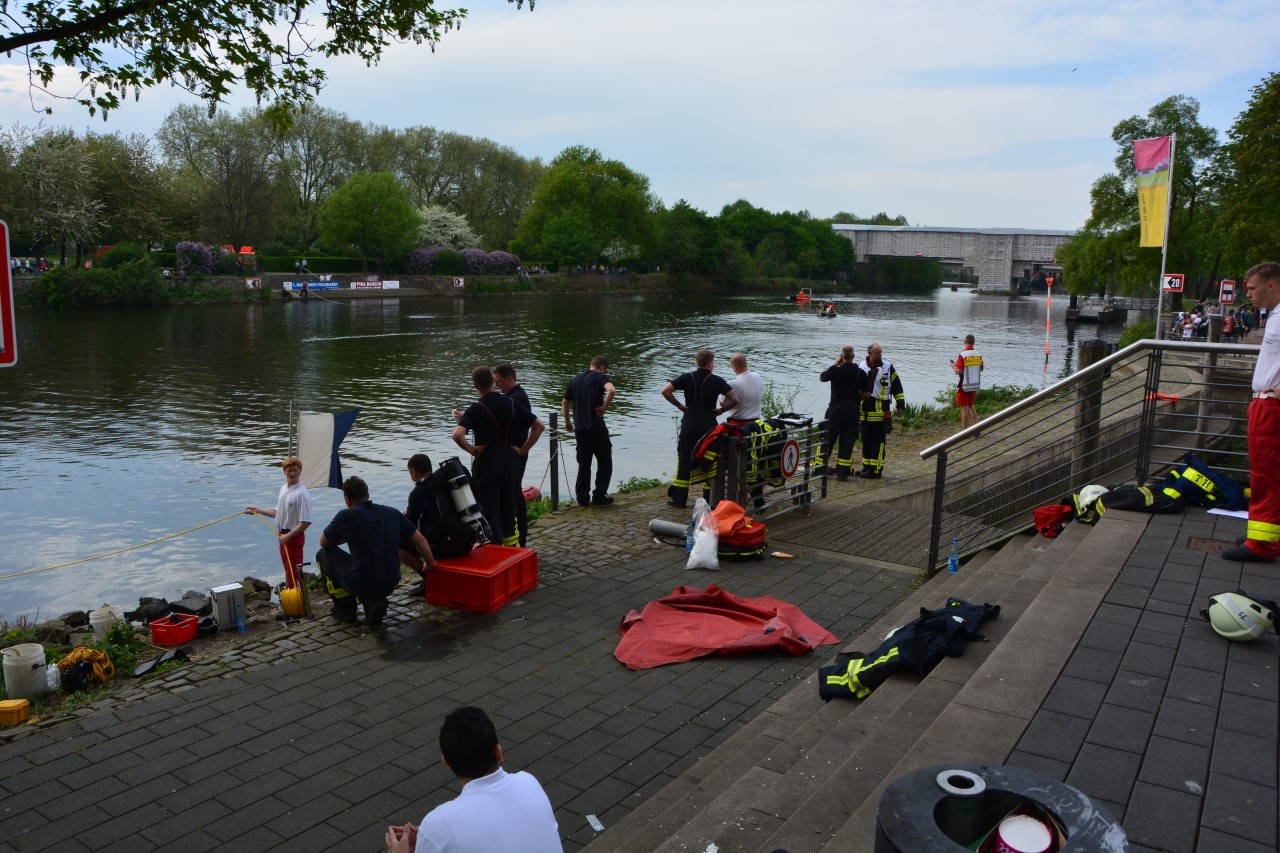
[1044,276,1052,387]
[1155,133,1177,338]
[288,400,296,457]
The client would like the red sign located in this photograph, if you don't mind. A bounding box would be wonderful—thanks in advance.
[1162,273,1184,292]
[1219,279,1236,304]
[1045,276,1055,287]
[0,221,14,368]
[779,439,801,478]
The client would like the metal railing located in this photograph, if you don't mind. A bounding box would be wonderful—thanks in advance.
[707,416,828,519]
[918,339,1258,572]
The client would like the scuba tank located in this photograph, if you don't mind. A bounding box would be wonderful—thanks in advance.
[436,456,494,544]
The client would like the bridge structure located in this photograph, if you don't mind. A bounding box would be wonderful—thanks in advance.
[832,224,1075,291]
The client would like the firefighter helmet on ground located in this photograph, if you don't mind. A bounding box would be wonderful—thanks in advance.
[1201,591,1275,641]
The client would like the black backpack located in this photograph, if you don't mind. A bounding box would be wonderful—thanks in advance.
[421,470,479,559]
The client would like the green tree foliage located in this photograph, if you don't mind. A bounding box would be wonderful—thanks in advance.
[718,200,854,280]
[318,172,419,270]
[1060,95,1221,298]
[0,0,532,124]
[518,146,656,258]
[538,207,601,268]
[20,259,168,308]
[1215,73,1280,273]
[85,131,172,248]
[656,200,721,276]
[829,211,909,225]
[157,106,277,248]
[269,106,363,249]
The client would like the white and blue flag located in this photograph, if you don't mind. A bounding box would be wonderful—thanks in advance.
[297,409,360,489]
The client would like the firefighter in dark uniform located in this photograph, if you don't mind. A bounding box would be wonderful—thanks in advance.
[494,362,534,546]
[820,344,870,481]
[858,342,905,479]
[662,348,736,508]
[452,366,544,544]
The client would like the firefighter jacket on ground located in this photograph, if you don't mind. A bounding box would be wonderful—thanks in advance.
[819,598,1000,700]
[1161,454,1247,511]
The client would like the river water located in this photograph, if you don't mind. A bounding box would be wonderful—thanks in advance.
[0,287,1141,619]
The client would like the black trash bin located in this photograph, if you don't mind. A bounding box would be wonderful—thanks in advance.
[875,762,1127,852]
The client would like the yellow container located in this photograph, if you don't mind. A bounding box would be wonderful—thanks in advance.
[0,698,30,726]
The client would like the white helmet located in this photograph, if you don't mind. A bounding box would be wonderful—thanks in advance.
[1202,591,1275,641]
[1077,484,1108,510]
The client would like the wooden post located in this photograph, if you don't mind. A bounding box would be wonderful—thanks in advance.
[1073,339,1108,485]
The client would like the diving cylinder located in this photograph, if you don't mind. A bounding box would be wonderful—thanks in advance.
[437,456,494,544]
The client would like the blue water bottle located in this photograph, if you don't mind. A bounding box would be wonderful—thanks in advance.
[235,599,247,633]
[947,537,960,574]
[686,517,696,553]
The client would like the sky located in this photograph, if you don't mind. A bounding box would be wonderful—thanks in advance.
[1,0,1277,231]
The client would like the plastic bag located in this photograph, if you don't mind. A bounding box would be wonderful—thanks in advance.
[686,498,720,570]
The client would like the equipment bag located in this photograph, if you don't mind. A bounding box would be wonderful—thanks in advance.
[1033,504,1073,538]
[718,519,768,561]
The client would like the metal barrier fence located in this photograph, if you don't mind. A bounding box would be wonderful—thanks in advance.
[705,415,829,519]
[544,413,828,518]
[918,338,1257,573]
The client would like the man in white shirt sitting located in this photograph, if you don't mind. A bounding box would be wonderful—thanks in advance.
[386,707,562,853]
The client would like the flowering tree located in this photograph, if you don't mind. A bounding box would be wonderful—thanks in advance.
[417,204,481,249]
[176,241,218,275]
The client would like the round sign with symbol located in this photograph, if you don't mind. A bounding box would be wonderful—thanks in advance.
[780,439,801,478]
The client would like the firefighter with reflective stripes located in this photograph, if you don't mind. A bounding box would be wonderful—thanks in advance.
[1225,261,1280,563]
[662,348,735,508]
[819,344,870,481]
[857,342,905,479]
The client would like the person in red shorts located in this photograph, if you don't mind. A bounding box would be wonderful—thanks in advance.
[245,456,313,586]
[1224,262,1280,563]
[953,334,983,431]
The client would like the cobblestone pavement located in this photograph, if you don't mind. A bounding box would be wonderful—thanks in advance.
[0,477,919,852]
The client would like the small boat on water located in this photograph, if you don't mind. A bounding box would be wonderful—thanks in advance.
[790,287,814,303]
[818,302,838,318]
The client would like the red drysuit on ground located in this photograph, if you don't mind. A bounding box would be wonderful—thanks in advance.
[614,583,839,671]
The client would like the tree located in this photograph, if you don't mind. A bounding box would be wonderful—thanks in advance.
[829,211,909,225]
[538,207,600,268]
[85,131,171,247]
[417,205,480,249]
[269,106,363,248]
[156,106,276,247]
[518,145,656,256]
[1059,95,1221,297]
[656,200,720,277]
[9,128,102,263]
[1215,73,1280,273]
[0,0,531,125]
[317,172,418,270]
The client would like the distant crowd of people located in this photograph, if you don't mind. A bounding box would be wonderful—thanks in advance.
[1171,300,1266,342]
[9,257,49,274]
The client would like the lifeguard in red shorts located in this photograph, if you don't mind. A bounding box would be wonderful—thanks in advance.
[245,456,313,585]
[954,334,983,431]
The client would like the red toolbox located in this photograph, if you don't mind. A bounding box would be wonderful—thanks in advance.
[149,613,198,646]
[427,545,538,613]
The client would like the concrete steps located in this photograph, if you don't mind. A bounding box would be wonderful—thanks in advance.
[583,511,1150,853]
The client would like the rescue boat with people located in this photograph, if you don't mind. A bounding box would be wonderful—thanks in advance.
[790,287,814,303]
[818,302,838,318]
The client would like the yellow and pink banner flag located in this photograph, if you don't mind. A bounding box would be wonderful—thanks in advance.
[1134,136,1172,247]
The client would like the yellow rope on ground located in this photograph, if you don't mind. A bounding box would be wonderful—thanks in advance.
[0,512,276,582]
[58,647,115,683]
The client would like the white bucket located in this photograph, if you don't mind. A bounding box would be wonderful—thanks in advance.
[2,643,48,700]
[89,605,126,640]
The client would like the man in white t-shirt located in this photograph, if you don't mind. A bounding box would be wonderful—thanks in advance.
[720,352,764,423]
[245,456,313,587]
[387,706,561,853]
[1223,261,1280,563]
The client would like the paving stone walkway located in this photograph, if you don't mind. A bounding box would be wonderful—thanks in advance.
[0,480,917,852]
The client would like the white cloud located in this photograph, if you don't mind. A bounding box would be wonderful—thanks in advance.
[0,0,1276,228]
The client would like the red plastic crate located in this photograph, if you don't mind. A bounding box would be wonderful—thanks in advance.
[150,613,197,646]
[427,545,538,613]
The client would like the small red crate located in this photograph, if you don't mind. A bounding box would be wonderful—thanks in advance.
[427,545,538,613]
[150,613,198,646]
